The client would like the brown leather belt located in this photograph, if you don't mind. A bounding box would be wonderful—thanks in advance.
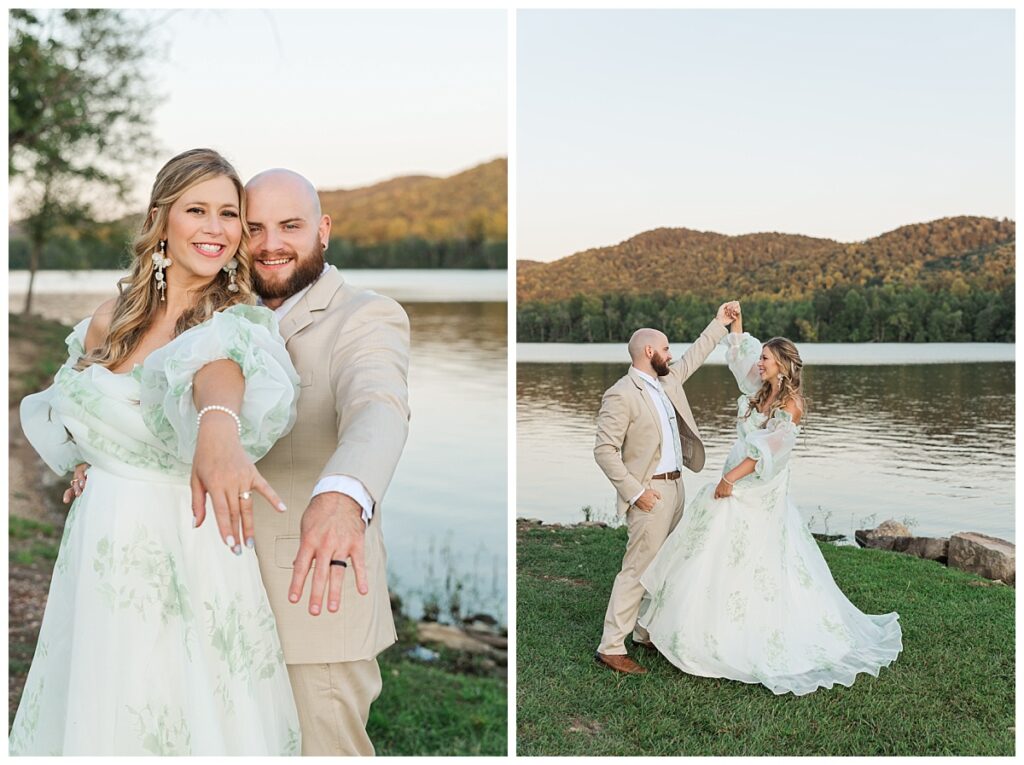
[650,471,681,481]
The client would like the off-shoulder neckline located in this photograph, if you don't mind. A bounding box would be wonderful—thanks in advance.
[739,395,801,429]
[68,304,274,376]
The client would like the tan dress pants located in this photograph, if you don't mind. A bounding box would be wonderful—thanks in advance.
[287,659,383,756]
[598,476,685,655]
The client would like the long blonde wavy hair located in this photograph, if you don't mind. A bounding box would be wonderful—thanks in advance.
[746,337,806,423]
[78,148,255,371]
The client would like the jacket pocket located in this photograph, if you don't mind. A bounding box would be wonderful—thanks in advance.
[275,535,301,569]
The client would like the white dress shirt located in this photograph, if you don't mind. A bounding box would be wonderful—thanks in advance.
[264,264,374,524]
[628,367,681,505]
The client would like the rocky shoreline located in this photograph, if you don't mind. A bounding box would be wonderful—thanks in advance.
[516,517,1016,587]
[854,519,1015,586]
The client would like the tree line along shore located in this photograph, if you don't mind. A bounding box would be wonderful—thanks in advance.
[517,216,1014,343]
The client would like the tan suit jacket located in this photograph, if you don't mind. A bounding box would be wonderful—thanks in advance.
[594,319,727,516]
[254,267,411,665]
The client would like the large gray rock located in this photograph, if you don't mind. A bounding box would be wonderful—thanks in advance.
[948,533,1015,585]
[855,520,913,550]
[417,622,508,661]
[892,536,949,563]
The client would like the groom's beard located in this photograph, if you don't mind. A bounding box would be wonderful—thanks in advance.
[651,352,671,377]
[252,241,325,301]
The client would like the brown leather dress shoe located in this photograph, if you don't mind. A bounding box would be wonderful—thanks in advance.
[632,638,657,652]
[594,651,648,675]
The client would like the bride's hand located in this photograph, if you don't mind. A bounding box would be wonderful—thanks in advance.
[714,477,734,499]
[62,463,90,503]
[190,415,285,554]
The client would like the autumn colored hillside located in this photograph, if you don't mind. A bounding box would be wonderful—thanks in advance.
[516,216,1014,303]
[320,157,507,244]
[10,158,508,270]
[516,217,1014,342]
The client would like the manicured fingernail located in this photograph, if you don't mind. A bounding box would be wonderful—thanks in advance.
[233,544,242,556]
[246,537,255,549]
[226,535,236,548]
[329,601,338,611]
[277,502,287,512]
[289,593,299,603]
[192,518,197,528]
[310,604,321,615]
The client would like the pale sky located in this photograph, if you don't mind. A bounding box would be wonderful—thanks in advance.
[517,9,1015,262]
[129,9,506,206]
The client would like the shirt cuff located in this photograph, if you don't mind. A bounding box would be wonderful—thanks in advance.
[312,475,373,525]
[628,489,644,507]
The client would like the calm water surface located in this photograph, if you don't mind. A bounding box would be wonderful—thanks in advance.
[13,272,508,623]
[518,358,1014,544]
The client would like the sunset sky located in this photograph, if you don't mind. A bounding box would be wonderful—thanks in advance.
[517,9,1014,262]
[123,9,506,208]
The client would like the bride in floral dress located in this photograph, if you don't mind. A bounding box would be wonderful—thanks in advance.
[638,305,902,696]
[10,149,301,754]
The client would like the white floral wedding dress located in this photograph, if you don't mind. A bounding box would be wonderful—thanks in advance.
[10,305,302,755]
[638,332,902,696]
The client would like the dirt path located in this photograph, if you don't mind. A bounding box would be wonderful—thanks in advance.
[8,313,74,726]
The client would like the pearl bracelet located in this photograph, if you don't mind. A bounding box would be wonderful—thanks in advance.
[196,405,242,437]
[722,475,736,486]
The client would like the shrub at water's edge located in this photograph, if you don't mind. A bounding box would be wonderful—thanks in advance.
[517,522,1014,756]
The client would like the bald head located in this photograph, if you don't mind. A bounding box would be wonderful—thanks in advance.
[628,328,667,364]
[244,168,332,308]
[628,327,672,377]
[246,168,322,218]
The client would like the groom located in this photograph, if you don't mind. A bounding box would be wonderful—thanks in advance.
[243,169,410,754]
[593,303,736,674]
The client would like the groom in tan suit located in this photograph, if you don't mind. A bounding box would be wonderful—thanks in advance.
[594,303,735,674]
[245,170,410,754]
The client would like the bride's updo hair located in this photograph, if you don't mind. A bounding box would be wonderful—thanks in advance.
[78,148,254,371]
[747,337,805,423]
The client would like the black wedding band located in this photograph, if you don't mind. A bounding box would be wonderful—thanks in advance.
[329,559,348,568]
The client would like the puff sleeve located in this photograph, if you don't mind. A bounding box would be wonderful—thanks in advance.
[744,409,800,482]
[138,304,300,464]
[723,332,763,395]
[19,318,91,475]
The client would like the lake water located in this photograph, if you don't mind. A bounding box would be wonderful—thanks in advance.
[517,344,1015,545]
[10,270,509,623]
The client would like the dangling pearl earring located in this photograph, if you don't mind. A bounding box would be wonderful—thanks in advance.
[152,240,171,301]
[777,373,784,384]
[223,257,239,292]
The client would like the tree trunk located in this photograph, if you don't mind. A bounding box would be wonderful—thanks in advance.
[23,237,42,315]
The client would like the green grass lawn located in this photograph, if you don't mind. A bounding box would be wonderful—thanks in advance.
[371,647,507,755]
[517,523,1014,756]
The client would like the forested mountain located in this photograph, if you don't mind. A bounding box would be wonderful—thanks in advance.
[517,217,1014,343]
[320,157,507,243]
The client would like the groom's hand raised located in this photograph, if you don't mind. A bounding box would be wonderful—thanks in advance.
[289,492,369,616]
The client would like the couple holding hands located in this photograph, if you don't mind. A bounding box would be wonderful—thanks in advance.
[593,302,903,694]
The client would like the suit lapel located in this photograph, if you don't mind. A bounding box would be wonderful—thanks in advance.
[276,266,346,344]
[278,302,313,343]
[660,374,700,437]
[628,368,661,431]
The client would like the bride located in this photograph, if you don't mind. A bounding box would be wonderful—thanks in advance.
[638,305,902,696]
[10,149,301,754]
